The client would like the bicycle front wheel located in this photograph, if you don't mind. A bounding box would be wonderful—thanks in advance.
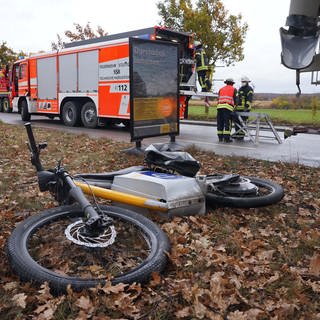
[7,204,170,293]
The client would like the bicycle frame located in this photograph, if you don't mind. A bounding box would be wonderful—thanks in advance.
[75,181,168,212]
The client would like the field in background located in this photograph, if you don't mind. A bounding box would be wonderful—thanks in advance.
[188,98,320,126]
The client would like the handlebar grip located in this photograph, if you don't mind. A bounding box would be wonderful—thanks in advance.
[24,122,38,154]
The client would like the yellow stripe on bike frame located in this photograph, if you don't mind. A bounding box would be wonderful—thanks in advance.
[75,181,168,212]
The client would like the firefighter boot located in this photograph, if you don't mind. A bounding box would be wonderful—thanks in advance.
[224,135,233,143]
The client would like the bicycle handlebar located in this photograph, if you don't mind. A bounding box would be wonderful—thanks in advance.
[24,123,109,233]
[24,122,44,172]
[25,122,37,153]
[24,122,103,230]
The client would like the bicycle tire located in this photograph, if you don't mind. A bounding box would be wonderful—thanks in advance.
[7,204,170,293]
[206,176,284,208]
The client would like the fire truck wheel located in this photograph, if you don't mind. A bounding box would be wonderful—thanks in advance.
[122,120,130,129]
[81,101,98,128]
[0,99,3,112]
[21,100,31,121]
[3,98,11,113]
[62,101,81,127]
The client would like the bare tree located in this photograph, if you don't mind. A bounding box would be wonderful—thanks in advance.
[51,22,108,50]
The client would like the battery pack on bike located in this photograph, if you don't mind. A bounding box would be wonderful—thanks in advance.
[111,171,206,217]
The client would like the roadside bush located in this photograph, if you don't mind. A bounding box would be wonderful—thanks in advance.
[311,96,319,118]
[271,96,290,109]
[270,96,315,110]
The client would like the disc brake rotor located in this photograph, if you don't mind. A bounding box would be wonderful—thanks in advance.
[65,220,117,248]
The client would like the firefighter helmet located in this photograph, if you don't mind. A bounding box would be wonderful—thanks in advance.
[194,41,202,48]
[224,78,235,84]
[241,76,251,83]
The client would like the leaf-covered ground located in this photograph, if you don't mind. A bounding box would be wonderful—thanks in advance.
[1,122,320,319]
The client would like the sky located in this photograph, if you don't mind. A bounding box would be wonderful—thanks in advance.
[0,0,318,94]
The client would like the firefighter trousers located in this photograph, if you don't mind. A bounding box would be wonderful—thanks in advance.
[217,108,233,142]
[197,70,212,92]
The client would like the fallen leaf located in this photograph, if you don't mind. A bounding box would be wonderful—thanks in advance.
[150,271,162,286]
[37,282,53,301]
[310,254,320,276]
[263,272,280,286]
[102,282,128,294]
[274,303,299,319]
[175,307,190,318]
[227,310,247,320]
[76,296,93,311]
[3,281,18,291]
[12,293,27,309]
[194,300,207,319]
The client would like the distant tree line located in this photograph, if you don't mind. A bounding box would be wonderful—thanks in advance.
[255,95,320,113]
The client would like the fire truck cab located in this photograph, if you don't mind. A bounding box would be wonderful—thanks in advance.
[11,26,198,128]
[0,66,10,113]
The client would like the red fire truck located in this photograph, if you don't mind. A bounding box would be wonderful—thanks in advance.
[0,66,11,113]
[10,26,196,128]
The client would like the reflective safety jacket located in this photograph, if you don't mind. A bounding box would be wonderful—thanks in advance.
[236,84,254,111]
[217,85,237,111]
[195,48,209,72]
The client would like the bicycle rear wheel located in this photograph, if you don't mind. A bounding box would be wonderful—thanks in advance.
[206,176,284,208]
[7,204,170,293]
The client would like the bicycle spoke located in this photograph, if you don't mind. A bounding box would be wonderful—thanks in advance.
[27,215,150,279]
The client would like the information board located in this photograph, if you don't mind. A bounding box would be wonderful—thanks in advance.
[129,38,179,141]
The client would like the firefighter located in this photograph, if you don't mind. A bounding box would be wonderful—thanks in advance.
[233,76,254,139]
[217,78,238,143]
[195,41,212,107]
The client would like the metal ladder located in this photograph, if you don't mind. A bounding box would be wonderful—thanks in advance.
[232,112,282,144]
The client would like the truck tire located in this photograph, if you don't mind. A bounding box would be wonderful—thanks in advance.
[61,101,81,127]
[122,120,130,129]
[3,98,11,113]
[21,100,31,121]
[0,98,3,112]
[81,101,98,128]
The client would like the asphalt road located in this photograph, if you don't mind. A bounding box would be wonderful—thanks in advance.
[1,113,319,167]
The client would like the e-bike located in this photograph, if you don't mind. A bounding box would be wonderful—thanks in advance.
[7,124,284,293]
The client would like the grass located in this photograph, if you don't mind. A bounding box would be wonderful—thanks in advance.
[1,122,320,318]
[188,102,320,126]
